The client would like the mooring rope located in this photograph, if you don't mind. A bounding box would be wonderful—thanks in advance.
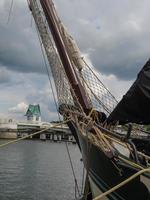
[28,3,150,200]
[76,118,150,200]
[29,4,82,197]
[76,121,150,200]
[93,167,150,200]
[0,120,70,149]
[103,133,150,163]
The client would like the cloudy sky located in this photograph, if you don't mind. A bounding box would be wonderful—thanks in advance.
[0,0,149,121]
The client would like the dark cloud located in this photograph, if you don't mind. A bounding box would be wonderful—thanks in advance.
[55,0,150,80]
[89,43,149,80]
[0,0,150,120]
[0,67,12,84]
[87,25,150,80]
[0,0,45,74]
[0,0,150,81]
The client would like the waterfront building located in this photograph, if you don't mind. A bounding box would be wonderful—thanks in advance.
[25,104,41,123]
[0,104,75,142]
[0,118,17,139]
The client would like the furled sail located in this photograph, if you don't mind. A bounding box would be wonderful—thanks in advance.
[28,0,117,115]
[28,1,150,200]
[46,0,85,71]
[60,23,85,71]
[107,59,150,125]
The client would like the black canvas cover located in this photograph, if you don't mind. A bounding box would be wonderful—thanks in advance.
[107,59,150,125]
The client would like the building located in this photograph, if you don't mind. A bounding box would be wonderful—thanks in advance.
[25,104,41,123]
[0,118,17,139]
[0,104,75,142]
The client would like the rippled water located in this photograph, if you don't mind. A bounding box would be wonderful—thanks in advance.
[0,140,83,200]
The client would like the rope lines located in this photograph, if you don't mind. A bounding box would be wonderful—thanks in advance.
[28,2,82,198]
[0,120,70,149]
[80,59,118,115]
[35,23,59,114]
[83,129,92,199]
[76,120,150,199]
[93,167,150,200]
[7,0,14,24]
[9,1,150,200]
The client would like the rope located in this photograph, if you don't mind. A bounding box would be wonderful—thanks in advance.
[76,122,150,200]
[82,77,111,114]
[77,111,150,170]
[84,138,92,200]
[103,133,150,163]
[88,108,95,118]
[81,165,85,194]
[82,58,118,104]
[29,3,81,197]
[35,23,59,114]
[7,0,14,24]
[0,120,70,149]
[93,167,150,200]
[30,14,33,27]
[94,126,114,153]
[65,140,81,198]
[118,156,144,170]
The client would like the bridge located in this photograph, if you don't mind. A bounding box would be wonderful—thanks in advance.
[17,122,76,143]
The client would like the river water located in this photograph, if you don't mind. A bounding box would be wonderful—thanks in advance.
[0,140,83,200]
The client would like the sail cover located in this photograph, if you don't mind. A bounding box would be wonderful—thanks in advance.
[107,59,150,125]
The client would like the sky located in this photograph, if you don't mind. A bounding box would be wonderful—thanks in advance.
[0,0,150,122]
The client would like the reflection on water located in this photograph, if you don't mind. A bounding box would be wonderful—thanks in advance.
[0,140,83,200]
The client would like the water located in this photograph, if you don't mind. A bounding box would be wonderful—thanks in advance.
[0,140,83,200]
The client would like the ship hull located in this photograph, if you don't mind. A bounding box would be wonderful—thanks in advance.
[68,121,150,200]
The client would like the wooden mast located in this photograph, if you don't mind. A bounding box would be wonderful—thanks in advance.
[40,0,91,113]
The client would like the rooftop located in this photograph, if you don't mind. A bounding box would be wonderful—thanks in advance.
[25,104,41,117]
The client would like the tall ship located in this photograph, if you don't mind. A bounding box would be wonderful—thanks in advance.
[27,0,150,199]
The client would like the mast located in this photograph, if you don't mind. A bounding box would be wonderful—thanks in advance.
[40,0,91,113]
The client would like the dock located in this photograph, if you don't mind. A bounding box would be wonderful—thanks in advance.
[0,105,76,143]
[17,122,76,143]
[0,120,76,143]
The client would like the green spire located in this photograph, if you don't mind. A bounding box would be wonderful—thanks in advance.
[25,104,41,117]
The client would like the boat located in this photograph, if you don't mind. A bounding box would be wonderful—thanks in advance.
[27,0,150,199]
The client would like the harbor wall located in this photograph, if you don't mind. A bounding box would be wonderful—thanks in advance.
[0,120,76,142]
[0,120,17,139]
